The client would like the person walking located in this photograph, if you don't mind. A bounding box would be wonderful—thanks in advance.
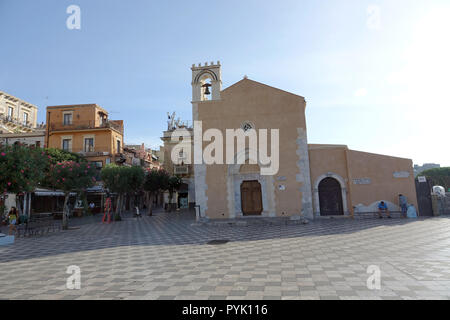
[399,194,408,218]
[7,207,18,235]
[135,206,142,219]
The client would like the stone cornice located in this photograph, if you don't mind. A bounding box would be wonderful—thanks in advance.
[0,91,38,110]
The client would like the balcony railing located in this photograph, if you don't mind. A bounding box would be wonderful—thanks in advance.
[0,114,34,129]
[49,120,123,133]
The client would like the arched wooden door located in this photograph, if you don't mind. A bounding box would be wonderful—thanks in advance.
[241,180,263,216]
[318,177,344,216]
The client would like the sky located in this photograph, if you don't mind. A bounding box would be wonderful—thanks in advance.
[0,0,449,166]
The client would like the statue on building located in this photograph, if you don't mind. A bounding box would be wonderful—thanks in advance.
[167,112,176,130]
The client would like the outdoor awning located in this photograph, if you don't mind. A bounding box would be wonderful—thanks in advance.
[33,188,76,197]
[86,185,105,193]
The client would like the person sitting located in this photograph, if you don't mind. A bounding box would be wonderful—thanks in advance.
[378,201,391,219]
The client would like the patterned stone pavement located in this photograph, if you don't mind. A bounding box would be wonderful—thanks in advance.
[1,210,450,300]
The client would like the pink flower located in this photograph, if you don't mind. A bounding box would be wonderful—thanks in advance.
[7,182,11,186]
[1,152,5,156]
[62,178,65,181]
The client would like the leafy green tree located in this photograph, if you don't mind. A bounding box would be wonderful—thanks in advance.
[48,161,97,229]
[167,175,182,212]
[143,168,169,215]
[101,164,145,220]
[0,143,49,214]
[124,166,145,212]
[421,167,450,190]
[45,148,85,164]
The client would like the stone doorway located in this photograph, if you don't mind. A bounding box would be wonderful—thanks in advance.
[240,180,263,216]
[318,177,344,216]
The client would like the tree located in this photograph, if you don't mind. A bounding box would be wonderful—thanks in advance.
[45,148,85,164]
[421,167,450,190]
[167,175,182,212]
[143,168,169,216]
[41,148,87,189]
[124,166,145,213]
[0,143,49,215]
[101,164,145,220]
[48,161,97,229]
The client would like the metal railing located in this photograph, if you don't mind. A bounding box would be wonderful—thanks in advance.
[0,114,34,129]
[49,120,123,133]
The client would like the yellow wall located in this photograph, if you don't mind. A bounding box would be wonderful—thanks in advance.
[46,104,107,129]
[197,79,308,218]
[46,104,124,166]
[347,150,417,210]
[308,145,418,214]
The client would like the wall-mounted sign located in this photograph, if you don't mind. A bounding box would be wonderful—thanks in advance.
[353,178,372,185]
[418,176,427,183]
[393,171,410,178]
[278,185,286,191]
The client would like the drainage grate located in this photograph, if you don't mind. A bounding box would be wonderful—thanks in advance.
[207,239,230,245]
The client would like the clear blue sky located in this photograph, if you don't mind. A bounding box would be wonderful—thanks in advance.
[1,0,449,166]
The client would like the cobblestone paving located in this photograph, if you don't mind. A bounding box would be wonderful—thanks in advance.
[1,210,450,300]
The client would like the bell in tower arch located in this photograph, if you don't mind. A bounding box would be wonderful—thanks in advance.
[202,83,211,96]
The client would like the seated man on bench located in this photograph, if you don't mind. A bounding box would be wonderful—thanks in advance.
[378,201,391,219]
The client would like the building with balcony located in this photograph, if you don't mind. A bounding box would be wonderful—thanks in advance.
[161,115,195,209]
[0,90,41,134]
[45,104,125,171]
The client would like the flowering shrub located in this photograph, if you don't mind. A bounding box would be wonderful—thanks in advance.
[0,143,49,195]
[49,161,97,192]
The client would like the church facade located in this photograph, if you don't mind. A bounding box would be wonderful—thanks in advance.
[168,62,417,220]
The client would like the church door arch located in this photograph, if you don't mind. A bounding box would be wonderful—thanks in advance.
[318,177,344,216]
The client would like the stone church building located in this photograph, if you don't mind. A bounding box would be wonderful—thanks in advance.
[165,62,417,220]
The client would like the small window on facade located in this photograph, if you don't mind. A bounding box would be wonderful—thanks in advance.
[84,138,94,152]
[23,112,29,126]
[7,107,13,120]
[63,113,73,125]
[117,140,121,153]
[62,139,71,151]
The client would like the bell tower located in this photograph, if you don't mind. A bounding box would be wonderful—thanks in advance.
[191,61,222,102]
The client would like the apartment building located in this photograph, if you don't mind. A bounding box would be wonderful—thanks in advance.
[45,104,125,172]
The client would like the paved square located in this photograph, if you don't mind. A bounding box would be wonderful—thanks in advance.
[1,211,450,300]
